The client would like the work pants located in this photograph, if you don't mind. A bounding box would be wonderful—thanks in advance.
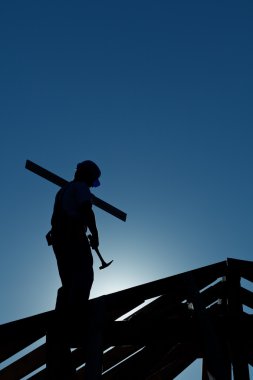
[47,233,97,379]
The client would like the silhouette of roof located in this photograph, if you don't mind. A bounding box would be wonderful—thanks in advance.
[1,258,253,379]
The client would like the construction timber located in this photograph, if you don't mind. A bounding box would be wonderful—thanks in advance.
[1,258,253,379]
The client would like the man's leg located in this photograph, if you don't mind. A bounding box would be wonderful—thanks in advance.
[46,288,76,380]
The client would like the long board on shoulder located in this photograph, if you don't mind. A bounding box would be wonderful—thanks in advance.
[25,160,127,222]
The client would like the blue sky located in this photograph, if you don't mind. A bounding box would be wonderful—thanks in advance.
[0,1,253,377]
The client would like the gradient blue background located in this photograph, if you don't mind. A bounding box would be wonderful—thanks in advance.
[0,1,253,377]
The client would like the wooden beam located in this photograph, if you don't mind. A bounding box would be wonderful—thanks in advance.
[102,345,142,372]
[104,261,227,310]
[144,341,200,379]
[103,317,198,346]
[75,345,143,379]
[100,341,198,380]
[200,281,225,309]
[226,259,250,380]
[100,343,180,380]
[185,273,231,380]
[25,160,127,222]
[26,345,143,379]
[0,344,46,380]
[147,355,197,380]
[125,295,188,323]
[2,260,239,380]
[227,258,253,283]
[241,287,253,310]
[0,311,53,363]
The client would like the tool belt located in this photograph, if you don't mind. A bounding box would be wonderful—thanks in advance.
[46,222,87,247]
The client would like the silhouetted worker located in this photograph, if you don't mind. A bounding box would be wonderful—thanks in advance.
[46,160,102,380]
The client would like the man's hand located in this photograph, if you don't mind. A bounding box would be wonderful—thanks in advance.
[88,234,99,249]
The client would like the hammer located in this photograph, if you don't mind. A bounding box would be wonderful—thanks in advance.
[88,235,113,270]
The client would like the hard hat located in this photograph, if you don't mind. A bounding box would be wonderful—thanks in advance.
[75,160,101,186]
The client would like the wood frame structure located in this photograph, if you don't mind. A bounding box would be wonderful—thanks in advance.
[1,258,253,379]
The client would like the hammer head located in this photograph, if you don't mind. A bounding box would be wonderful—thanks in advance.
[99,260,113,270]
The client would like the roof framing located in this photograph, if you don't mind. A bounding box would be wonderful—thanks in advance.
[1,258,253,379]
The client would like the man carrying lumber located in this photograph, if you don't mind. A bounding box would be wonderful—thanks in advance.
[46,160,102,379]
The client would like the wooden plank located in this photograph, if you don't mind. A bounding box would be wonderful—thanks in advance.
[27,345,142,380]
[25,160,127,221]
[100,341,198,380]
[23,347,88,380]
[0,261,227,369]
[16,339,200,380]
[244,333,253,366]
[185,274,232,380]
[103,298,145,322]
[27,300,146,379]
[0,344,46,380]
[123,295,188,324]
[141,341,200,379]
[200,281,225,309]
[0,311,53,363]
[75,346,143,379]
[147,355,197,380]
[161,341,201,361]
[0,260,231,380]
[226,259,250,380]
[123,281,224,325]
[101,345,142,372]
[226,258,253,283]
[100,343,179,380]
[202,348,231,380]
[241,287,253,310]
[103,316,198,347]
[0,295,141,364]
[104,261,227,310]
[4,344,86,380]
[0,296,143,376]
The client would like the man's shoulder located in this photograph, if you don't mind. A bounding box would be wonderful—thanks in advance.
[71,180,90,191]
[72,181,92,201]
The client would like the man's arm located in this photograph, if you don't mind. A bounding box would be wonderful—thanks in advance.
[82,202,99,248]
